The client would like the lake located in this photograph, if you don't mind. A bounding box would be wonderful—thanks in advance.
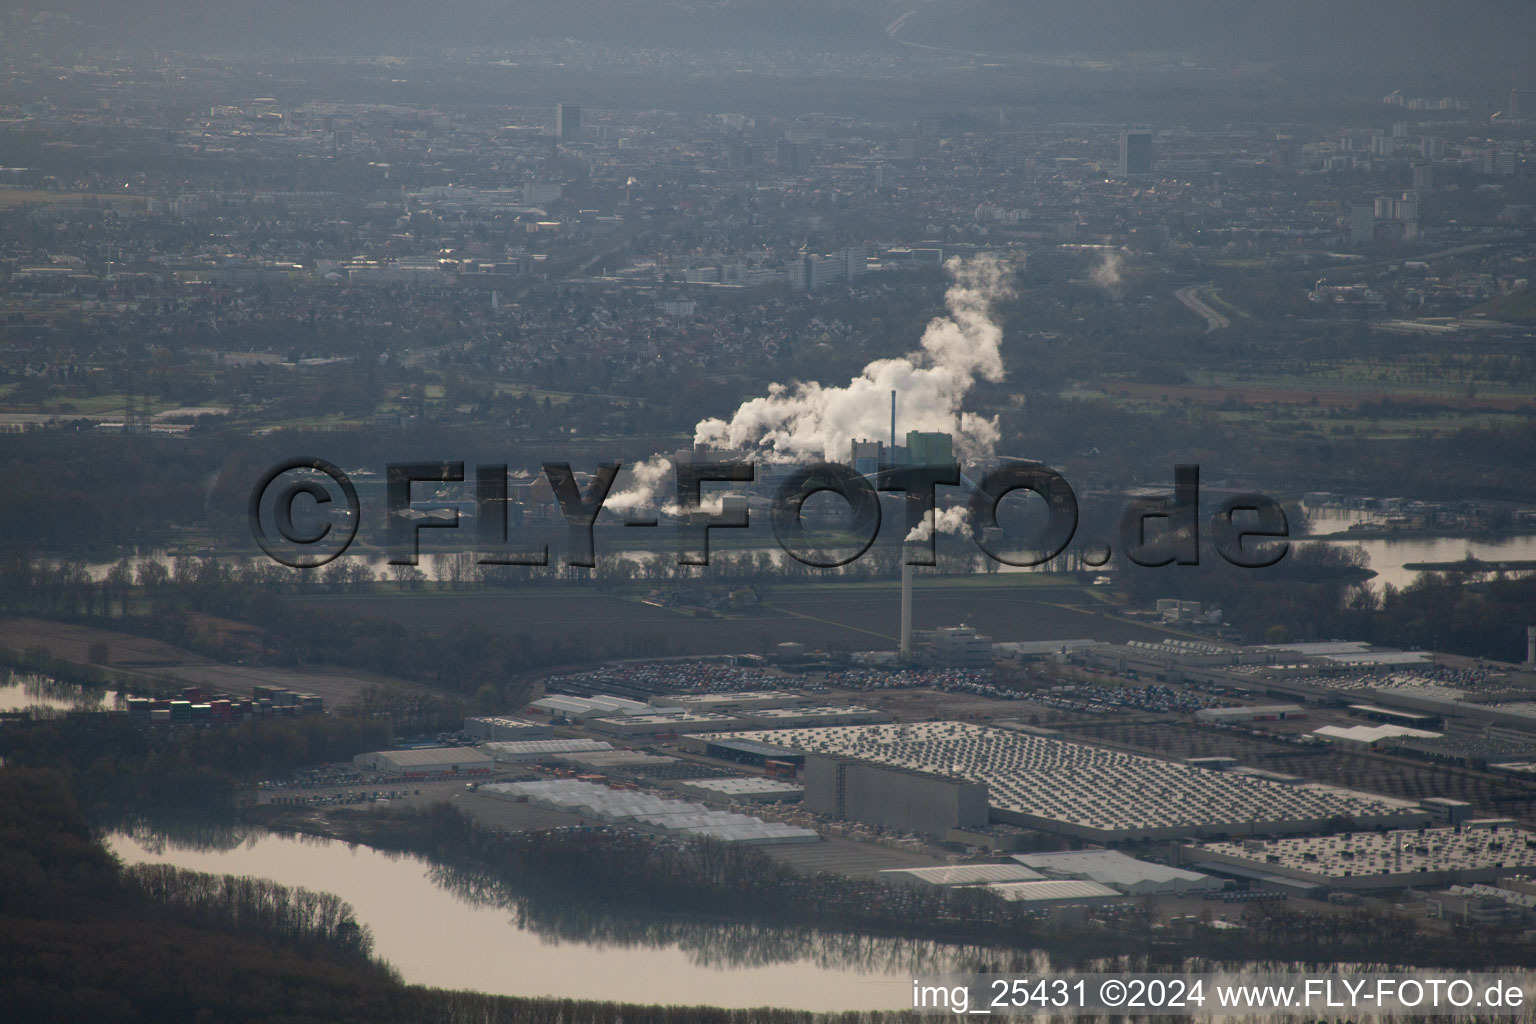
[0,671,120,713]
[107,829,1016,1010]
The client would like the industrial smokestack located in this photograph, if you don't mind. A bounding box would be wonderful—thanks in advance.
[900,561,913,661]
[1528,625,1535,667]
[890,389,897,454]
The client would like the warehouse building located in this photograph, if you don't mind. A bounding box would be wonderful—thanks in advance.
[353,747,494,775]
[718,723,1429,842]
[479,779,818,844]
[526,694,651,720]
[983,879,1125,906]
[463,716,553,741]
[682,777,804,803]
[557,749,676,770]
[1420,797,1475,825]
[651,690,807,712]
[483,738,615,763]
[1190,825,1536,892]
[879,864,1045,888]
[1312,723,1442,749]
[585,710,742,737]
[803,753,989,836]
[1196,704,1308,724]
[679,736,805,768]
[735,705,892,728]
[1012,850,1222,895]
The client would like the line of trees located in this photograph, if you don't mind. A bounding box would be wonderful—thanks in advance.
[122,864,375,961]
[0,712,394,815]
[313,800,1536,970]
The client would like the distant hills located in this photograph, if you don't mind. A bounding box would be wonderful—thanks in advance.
[898,0,1536,68]
[10,0,1536,82]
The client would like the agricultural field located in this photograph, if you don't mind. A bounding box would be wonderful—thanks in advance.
[0,616,431,704]
[293,578,1178,657]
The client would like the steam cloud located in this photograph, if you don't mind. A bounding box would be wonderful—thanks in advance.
[1090,249,1125,298]
[602,455,679,516]
[904,505,971,544]
[698,254,1012,460]
[606,255,1013,516]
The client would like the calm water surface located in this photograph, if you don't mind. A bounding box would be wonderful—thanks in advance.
[107,829,1009,1010]
[0,672,119,712]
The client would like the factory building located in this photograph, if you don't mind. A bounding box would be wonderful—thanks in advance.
[1190,825,1536,892]
[1420,797,1475,825]
[1012,850,1222,895]
[803,754,989,836]
[353,747,494,775]
[929,626,994,670]
[727,723,1430,842]
[463,716,554,741]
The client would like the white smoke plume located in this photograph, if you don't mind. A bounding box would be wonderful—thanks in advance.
[904,505,971,544]
[1090,249,1125,298]
[603,255,1012,517]
[604,455,682,517]
[695,254,1012,462]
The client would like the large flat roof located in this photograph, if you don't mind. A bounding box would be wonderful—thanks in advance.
[880,864,1045,887]
[708,722,1425,839]
[1313,724,1442,744]
[985,879,1123,903]
[484,738,614,756]
[1199,826,1536,880]
[1012,849,1212,888]
[373,747,492,767]
[702,737,803,758]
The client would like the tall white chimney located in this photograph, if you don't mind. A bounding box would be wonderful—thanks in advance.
[900,561,913,661]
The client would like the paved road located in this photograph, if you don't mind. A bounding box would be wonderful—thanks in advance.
[1174,283,1230,332]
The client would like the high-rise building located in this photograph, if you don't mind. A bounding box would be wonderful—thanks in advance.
[1411,161,1434,193]
[1510,89,1536,120]
[793,248,869,291]
[555,103,581,141]
[1119,130,1153,176]
[850,439,883,476]
[727,140,753,170]
[1350,205,1376,246]
[905,431,955,467]
[777,139,809,173]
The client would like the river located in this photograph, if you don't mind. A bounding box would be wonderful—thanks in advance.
[1300,534,1536,592]
[107,829,1013,1010]
[85,529,1536,596]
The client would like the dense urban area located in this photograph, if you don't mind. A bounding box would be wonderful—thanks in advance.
[3,1,1536,1021]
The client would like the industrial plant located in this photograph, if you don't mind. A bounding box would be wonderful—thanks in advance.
[712,721,1430,841]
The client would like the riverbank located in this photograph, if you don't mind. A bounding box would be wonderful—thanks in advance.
[243,798,1536,970]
